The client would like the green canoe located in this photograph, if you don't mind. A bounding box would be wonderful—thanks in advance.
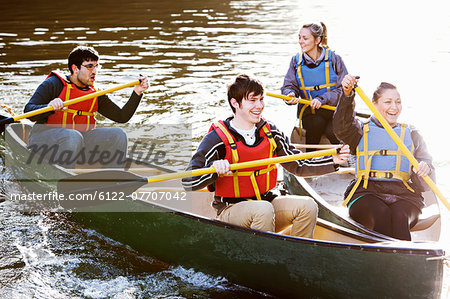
[4,124,446,298]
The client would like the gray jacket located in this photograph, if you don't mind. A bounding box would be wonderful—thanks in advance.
[281,47,348,107]
[333,92,435,209]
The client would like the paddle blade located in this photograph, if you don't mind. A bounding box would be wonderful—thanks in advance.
[57,170,148,210]
[0,115,15,133]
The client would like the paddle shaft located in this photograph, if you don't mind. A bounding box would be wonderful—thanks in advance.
[266,92,371,118]
[11,80,141,122]
[355,86,450,211]
[58,148,339,197]
[293,143,340,149]
[147,148,339,183]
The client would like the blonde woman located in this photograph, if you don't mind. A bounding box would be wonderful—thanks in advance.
[281,22,348,151]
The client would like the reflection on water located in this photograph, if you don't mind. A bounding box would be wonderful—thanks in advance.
[0,0,449,297]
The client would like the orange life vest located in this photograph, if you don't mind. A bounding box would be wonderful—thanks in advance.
[209,120,278,200]
[46,72,98,132]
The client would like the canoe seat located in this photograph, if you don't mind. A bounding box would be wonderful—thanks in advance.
[10,123,32,145]
[277,225,292,236]
[410,204,440,232]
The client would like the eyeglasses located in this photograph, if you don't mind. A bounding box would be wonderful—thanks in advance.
[81,63,100,71]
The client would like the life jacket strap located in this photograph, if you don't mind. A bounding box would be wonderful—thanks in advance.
[214,121,241,197]
[343,176,363,206]
[262,124,277,193]
[298,82,337,92]
[222,164,277,201]
[61,84,72,129]
[65,109,96,117]
[296,47,336,134]
[324,47,331,92]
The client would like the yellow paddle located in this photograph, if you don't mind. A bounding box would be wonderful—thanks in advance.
[266,92,371,118]
[58,148,339,196]
[0,80,141,133]
[354,86,449,211]
[148,147,339,183]
[293,143,340,150]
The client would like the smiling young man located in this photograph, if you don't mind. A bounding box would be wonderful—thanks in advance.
[24,45,149,168]
[182,74,349,238]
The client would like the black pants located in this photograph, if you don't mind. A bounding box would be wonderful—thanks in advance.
[301,108,339,152]
[349,194,420,240]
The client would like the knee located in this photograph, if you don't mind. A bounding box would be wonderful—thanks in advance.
[390,208,409,222]
[60,130,84,151]
[252,201,274,218]
[296,197,318,217]
[105,128,128,152]
[110,128,127,144]
[373,204,392,219]
[251,201,275,232]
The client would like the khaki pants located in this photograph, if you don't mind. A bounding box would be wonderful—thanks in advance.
[217,196,318,238]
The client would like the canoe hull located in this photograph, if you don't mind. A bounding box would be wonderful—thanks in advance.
[71,203,444,298]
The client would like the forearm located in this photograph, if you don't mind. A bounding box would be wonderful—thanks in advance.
[332,92,362,153]
[23,102,52,122]
[182,133,224,191]
[316,87,343,106]
[282,155,336,177]
[181,152,219,191]
[272,123,337,176]
[97,91,143,123]
[281,56,300,97]
[24,77,62,122]
[412,129,435,186]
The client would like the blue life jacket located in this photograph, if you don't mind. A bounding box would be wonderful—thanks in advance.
[343,119,415,205]
[295,47,338,100]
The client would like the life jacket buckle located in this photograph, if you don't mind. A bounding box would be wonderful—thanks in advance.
[254,169,261,176]
[385,172,394,179]
[265,131,273,138]
[313,85,321,91]
[369,171,377,178]
[380,149,389,156]
[76,110,83,116]
[230,142,237,150]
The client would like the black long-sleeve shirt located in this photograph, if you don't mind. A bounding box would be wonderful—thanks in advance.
[24,74,142,123]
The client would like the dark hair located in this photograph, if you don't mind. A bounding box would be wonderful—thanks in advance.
[302,22,328,46]
[227,74,264,113]
[372,82,397,103]
[68,45,99,74]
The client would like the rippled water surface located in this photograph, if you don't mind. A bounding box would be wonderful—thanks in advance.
[1,0,449,297]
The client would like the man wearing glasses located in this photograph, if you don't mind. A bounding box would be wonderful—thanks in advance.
[23,45,149,168]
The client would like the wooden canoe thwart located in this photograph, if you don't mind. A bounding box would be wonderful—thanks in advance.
[4,124,447,298]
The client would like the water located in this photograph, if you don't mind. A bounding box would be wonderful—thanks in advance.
[0,0,449,297]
